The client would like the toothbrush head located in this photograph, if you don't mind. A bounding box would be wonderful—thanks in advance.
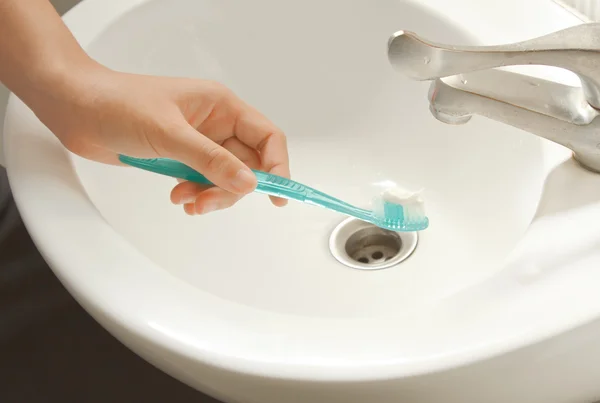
[371,187,429,231]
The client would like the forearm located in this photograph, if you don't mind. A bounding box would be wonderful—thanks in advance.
[0,0,98,108]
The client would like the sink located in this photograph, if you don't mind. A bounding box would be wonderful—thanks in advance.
[70,0,547,318]
[5,0,600,402]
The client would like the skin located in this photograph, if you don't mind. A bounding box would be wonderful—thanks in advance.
[0,0,290,215]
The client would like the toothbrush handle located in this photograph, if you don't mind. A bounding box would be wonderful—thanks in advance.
[118,155,311,202]
[119,155,370,218]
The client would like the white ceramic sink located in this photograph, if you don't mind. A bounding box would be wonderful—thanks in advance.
[5,0,600,402]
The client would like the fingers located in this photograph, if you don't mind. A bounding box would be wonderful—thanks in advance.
[162,122,257,195]
[221,137,261,169]
[179,190,243,215]
[183,83,290,208]
[170,180,209,205]
[193,187,244,214]
[171,181,243,215]
[259,131,290,207]
[235,106,290,176]
[233,106,291,206]
[160,85,290,213]
[170,137,262,214]
[183,203,196,215]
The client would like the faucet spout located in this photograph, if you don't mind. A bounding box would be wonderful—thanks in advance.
[388,24,600,173]
[428,69,600,171]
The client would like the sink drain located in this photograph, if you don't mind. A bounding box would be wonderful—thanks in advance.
[329,217,418,270]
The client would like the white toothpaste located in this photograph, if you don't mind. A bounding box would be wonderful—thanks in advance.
[379,187,426,222]
[381,187,424,205]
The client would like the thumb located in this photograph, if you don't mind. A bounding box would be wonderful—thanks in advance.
[162,123,257,195]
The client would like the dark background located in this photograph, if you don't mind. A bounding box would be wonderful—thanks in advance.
[0,166,219,402]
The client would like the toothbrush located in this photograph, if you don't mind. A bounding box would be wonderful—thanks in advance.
[118,155,429,232]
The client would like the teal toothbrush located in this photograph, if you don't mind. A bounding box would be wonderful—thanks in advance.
[118,155,429,232]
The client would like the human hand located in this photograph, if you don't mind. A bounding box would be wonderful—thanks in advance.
[1,0,290,214]
[28,64,290,215]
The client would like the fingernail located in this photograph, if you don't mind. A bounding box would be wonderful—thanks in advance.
[231,169,256,193]
[176,194,197,205]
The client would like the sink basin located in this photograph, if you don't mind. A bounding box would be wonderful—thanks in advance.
[70,0,547,319]
[5,0,600,402]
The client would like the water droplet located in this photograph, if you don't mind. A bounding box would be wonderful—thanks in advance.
[460,75,468,85]
[529,81,540,87]
[423,56,430,64]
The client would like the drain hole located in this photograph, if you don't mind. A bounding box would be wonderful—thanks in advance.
[330,217,419,271]
[345,227,402,265]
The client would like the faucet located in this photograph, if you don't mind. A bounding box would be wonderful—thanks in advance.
[387,23,600,173]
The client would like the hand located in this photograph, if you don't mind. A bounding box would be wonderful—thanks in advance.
[28,64,290,215]
[0,0,289,214]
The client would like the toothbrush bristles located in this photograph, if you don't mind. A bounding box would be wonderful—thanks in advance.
[372,197,428,231]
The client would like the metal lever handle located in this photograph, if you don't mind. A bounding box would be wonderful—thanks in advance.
[387,23,600,108]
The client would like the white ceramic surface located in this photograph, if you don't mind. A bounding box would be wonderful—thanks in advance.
[5,1,600,402]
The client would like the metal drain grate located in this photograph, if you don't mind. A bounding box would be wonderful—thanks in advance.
[329,217,418,270]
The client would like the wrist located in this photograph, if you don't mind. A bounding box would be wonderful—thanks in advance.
[26,54,106,103]
[24,54,109,109]
[17,55,112,140]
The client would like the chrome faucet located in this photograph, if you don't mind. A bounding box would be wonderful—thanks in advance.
[387,23,600,173]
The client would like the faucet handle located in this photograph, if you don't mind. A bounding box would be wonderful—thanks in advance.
[388,23,600,108]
